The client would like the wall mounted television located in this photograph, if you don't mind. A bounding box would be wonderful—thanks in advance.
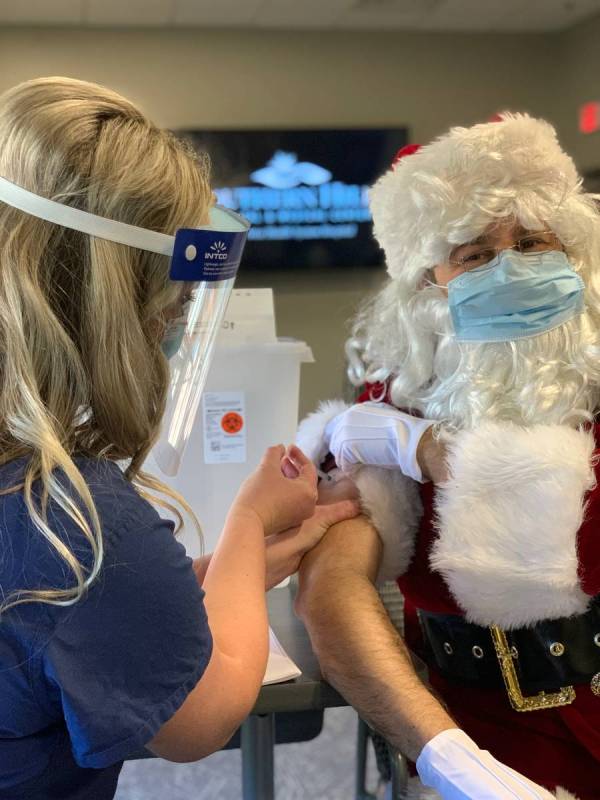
[178,128,408,269]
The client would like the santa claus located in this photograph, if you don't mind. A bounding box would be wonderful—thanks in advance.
[295,114,600,799]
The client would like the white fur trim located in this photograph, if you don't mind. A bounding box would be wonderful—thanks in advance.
[431,422,595,628]
[353,466,422,584]
[554,789,580,800]
[370,114,583,284]
[296,400,349,465]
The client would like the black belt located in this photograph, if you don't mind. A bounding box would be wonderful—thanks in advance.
[418,598,600,710]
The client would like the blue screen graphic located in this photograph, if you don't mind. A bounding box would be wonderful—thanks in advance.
[178,128,408,269]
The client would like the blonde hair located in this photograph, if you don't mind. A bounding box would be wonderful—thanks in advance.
[0,77,212,613]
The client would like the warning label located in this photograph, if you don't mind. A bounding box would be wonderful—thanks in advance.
[203,391,247,464]
[221,411,244,435]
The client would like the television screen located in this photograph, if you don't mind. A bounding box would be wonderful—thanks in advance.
[178,128,408,269]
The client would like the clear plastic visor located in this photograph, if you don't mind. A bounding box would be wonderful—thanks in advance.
[0,178,249,477]
[153,205,248,476]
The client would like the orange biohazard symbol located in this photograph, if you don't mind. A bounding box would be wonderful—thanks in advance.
[221,411,244,435]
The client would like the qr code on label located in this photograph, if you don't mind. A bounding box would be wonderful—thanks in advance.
[210,441,221,452]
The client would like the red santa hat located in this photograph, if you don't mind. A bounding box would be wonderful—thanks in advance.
[370,114,593,285]
[391,143,422,165]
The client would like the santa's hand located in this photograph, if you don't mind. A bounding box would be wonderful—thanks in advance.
[416,425,450,484]
[324,402,435,482]
[417,729,555,799]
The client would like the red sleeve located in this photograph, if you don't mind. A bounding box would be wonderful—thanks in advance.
[576,422,600,596]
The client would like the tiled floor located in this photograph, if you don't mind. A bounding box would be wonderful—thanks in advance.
[115,706,381,800]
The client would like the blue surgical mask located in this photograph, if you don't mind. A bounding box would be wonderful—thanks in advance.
[161,322,186,360]
[447,250,585,342]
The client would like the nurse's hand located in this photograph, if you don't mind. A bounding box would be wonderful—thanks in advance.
[417,729,556,799]
[264,500,359,590]
[232,445,318,538]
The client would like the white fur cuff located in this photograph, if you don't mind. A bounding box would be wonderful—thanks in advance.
[296,400,349,465]
[353,466,422,584]
[431,421,596,628]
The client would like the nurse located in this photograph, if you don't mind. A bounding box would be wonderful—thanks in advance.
[0,76,357,799]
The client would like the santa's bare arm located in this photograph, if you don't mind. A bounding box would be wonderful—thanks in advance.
[295,514,455,762]
[295,517,559,799]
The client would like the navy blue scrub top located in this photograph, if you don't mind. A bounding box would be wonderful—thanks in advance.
[0,457,213,799]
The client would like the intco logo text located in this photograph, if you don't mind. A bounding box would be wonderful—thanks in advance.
[206,241,228,260]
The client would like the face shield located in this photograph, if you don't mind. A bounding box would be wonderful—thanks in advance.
[0,177,250,477]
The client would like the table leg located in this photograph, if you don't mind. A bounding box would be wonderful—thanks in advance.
[355,717,377,800]
[241,713,275,800]
[388,745,408,799]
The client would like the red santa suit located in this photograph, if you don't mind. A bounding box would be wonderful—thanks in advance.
[400,422,600,800]
[297,113,600,799]
[298,393,600,800]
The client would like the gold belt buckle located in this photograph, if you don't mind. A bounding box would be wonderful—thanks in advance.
[489,625,576,712]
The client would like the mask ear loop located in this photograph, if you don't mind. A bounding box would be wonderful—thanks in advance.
[419,268,446,291]
[368,382,388,403]
[417,268,455,339]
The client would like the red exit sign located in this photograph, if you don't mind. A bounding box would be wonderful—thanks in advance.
[579,102,600,134]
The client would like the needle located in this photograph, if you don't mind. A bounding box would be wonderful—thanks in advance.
[316,468,334,482]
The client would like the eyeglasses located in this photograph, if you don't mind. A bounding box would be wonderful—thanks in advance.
[448,231,563,270]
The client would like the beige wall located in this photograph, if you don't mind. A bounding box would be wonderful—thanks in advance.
[553,14,600,173]
[238,267,385,417]
[0,27,560,137]
[0,24,593,414]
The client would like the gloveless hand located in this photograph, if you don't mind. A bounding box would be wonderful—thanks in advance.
[231,445,318,538]
[264,500,359,590]
[416,426,449,484]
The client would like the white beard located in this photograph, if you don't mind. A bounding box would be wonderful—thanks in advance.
[388,296,600,431]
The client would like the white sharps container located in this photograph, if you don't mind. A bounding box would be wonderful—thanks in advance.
[148,289,313,557]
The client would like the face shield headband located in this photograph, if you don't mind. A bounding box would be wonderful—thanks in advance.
[0,176,250,477]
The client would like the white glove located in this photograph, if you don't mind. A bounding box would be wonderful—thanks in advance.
[324,402,435,482]
[417,729,556,799]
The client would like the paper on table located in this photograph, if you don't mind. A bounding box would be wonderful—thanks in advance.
[262,628,302,686]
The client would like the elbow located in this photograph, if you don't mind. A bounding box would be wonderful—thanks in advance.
[161,728,237,763]
[316,657,338,686]
[294,593,339,688]
[153,693,257,764]
[294,564,328,623]
[294,570,345,678]
[293,579,310,622]
[147,648,265,764]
